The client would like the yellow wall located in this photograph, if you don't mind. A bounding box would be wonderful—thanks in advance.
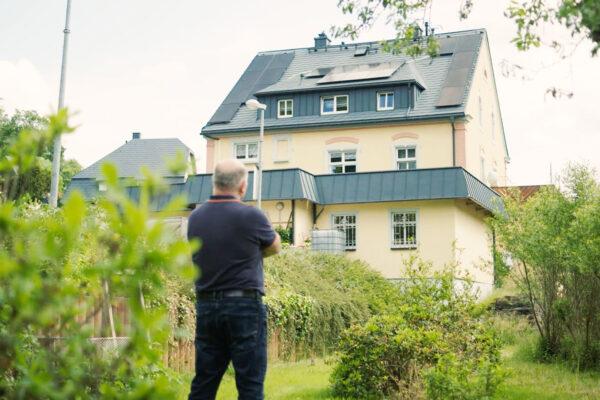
[210,122,454,175]
[463,35,509,186]
[313,200,457,279]
[244,199,313,246]
[453,200,494,286]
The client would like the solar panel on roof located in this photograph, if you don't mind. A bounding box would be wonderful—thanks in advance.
[436,32,482,107]
[207,52,294,125]
[354,46,369,56]
[317,62,402,84]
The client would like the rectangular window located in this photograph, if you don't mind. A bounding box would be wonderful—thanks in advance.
[391,211,417,249]
[332,214,357,250]
[329,150,356,173]
[321,95,348,115]
[395,145,417,170]
[278,99,293,118]
[378,92,394,111]
[235,142,258,161]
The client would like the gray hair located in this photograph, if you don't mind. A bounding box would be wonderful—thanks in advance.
[212,160,248,191]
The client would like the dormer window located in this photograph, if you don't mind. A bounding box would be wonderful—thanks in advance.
[321,95,348,115]
[378,92,394,111]
[278,99,293,118]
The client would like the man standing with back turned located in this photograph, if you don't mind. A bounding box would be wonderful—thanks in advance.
[187,158,281,400]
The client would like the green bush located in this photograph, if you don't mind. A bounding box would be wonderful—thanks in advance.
[0,110,196,399]
[263,250,401,359]
[330,257,507,399]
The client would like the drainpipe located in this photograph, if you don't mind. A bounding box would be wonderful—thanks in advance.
[291,200,295,246]
[450,116,456,167]
[492,228,497,287]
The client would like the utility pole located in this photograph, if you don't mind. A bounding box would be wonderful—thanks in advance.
[49,0,72,207]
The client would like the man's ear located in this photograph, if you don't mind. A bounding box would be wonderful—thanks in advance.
[239,180,247,197]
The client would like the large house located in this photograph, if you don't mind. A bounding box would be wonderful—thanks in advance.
[196,29,508,295]
[72,29,507,296]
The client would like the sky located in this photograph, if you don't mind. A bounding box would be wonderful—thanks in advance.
[0,0,598,185]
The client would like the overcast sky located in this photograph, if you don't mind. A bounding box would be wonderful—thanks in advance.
[1,0,598,185]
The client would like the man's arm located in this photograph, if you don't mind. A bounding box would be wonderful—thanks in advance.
[262,232,282,258]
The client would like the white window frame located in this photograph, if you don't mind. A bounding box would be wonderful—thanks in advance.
[232,137,259,164]
[377,91,394,111]
[327,149,357,174]
[389,209,418,250]
[331,212,358,250]
[277,99,293,118]
[98,183,107,192]
[272,134,291,163]
[321,95,349,115]
[394,144,417,170]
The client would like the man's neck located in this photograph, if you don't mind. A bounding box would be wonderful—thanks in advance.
[213,189,241,200]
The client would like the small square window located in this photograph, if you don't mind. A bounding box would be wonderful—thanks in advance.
[278,99,293,118]
[378,92,394,110]
[321,95,349,115]
[235,142,258,161]
[395,145,417,170]
[329,150,357,174]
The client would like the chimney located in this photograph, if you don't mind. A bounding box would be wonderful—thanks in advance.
[132,132,141,140]
[314,32,331,50]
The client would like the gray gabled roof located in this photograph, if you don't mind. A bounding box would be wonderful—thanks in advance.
[202,29,484,135]
[118,167,502,214]
[72,138,194,182]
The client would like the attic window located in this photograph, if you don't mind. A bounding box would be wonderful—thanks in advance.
[321,95,348,115]
[278,99,293,118]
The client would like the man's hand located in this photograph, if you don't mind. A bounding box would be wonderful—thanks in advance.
[263,232,282,258]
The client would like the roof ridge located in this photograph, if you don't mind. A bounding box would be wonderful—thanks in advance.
[257,28,486,55]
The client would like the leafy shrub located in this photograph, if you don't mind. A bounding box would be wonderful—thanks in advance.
[330,257,507,399]
[263,250,401,359]
[0,110,196,398]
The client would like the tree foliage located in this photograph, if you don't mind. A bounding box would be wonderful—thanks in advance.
[0,108,82,202]
[0,111,196,398]
[333,0,600,56]
[490,164,600,368]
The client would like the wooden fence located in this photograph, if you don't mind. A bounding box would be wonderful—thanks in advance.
[45,296,292,373]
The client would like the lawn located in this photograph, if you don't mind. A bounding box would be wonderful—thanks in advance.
[177,338,600,399]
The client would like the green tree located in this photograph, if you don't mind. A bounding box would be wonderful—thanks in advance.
[0,108,82,201]
[333,0,600,56]
[490,164,600,368]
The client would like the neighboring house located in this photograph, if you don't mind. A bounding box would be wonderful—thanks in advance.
[157,29,510,296]
[66,132,196,200]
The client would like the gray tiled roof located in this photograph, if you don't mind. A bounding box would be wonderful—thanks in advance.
[202,29,484,135]
[118,167,502,214]
[72,138,193,181]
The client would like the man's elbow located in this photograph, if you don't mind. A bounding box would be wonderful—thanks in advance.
[263,233,282,257]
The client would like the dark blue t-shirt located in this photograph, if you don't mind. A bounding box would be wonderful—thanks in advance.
[187,195,276,294]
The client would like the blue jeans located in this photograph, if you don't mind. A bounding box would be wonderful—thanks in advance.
[188,296,267,400]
